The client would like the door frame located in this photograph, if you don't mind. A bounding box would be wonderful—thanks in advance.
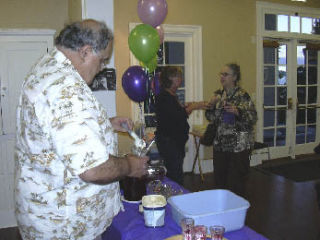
[129,23,207,172]
[256,1,320,159]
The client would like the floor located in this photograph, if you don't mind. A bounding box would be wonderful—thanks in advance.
[2,156,320,240]
[183,157,320,240]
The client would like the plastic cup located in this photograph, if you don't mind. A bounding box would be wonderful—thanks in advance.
[223,111,235,125]
[180,218,194,240]
[210,225,225,240]
[194,225,207,240]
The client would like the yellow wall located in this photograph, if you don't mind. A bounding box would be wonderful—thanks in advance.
[0,0,319,151]
[114,0,320,151]
[68,0,83,23]
[0,0,69,32]
[114,0,320,119]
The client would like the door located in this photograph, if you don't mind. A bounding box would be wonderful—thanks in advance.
[256,2,320,160]
[0,31,54,228]
[262,39,320,159]
[129,24,204,172]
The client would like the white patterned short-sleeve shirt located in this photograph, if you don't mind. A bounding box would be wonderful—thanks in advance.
[15,48,122,240]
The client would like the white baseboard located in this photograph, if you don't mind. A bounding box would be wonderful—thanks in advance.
[0,210,17,228]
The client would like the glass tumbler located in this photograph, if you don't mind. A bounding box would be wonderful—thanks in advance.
[210,225,225,240]
[193,225,207,240]
[180,218,194,240]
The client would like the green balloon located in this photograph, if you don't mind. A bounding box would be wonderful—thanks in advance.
[129,24,160,63]
[140,55,158,73]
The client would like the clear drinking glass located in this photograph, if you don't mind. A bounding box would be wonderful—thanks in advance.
[180,218,194,240]
[210,225,225,240]
[193,225,207,240]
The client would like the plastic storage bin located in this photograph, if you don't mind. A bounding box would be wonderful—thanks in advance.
[167,189,250,232]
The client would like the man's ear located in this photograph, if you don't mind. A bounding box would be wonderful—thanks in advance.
[79,45,92,62]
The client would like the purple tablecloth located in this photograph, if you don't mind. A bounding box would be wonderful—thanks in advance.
[102,178,268,240]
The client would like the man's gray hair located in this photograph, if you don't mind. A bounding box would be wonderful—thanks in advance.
[55,20,113,53]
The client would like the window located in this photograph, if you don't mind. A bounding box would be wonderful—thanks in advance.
[265,13,320,35]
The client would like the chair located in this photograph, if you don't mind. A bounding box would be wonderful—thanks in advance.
[190,132,204,181]
[250,141,270,161]
[190,131,213,182]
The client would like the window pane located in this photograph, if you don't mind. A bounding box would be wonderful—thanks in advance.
[276,128,286,146]
[265,14,276,30]
[164,42,184,64]
[278,15,288,32]
[296,109,306,124]
[180,66,185,87]
[264,47,275,64]
[296,126,305,144]
[297,87,306,104]
[277,109,286,126]
[308,86,317,104]
[302,17,313,34]
[264,129,274,146]
[308,50,318,65]
[312,18,320,35]
[157,44,164,64]
[290,16,300,33]
[297,66,306,85]
[307,125,316,143]
[277,87,287,105]
[278,45,287,64]
[278,66,287,85]
[264,66,275,85]
[297,46,306,65]
[144,98,155,113]
[308,66,317,84]
[307,108,316,124]
[264,87,275,106]
[264,110,275,127]
[145,115,157,128]
[176,89,185,104]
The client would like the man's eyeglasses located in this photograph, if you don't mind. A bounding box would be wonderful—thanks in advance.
[219,72,233,77]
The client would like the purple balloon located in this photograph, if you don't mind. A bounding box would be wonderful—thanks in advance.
[152,72,160,95]
[137,0,168,28]
[122,66,148,102]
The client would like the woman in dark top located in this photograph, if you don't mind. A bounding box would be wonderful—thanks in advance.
[155,66,207,185]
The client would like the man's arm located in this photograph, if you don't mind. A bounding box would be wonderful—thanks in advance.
[79,154,149,185]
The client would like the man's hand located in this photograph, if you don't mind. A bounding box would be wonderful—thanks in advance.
[79,154,149,184]
[110,117,133,132]
[126,154,149,178]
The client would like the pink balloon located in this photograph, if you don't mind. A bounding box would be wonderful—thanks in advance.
[156,25,164,43]
[137,0,168,28]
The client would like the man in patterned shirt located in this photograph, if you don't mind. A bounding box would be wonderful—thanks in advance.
[15,19,149,240]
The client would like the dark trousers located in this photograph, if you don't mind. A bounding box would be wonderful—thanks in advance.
[213,150,250,197]
[156,135,187,185]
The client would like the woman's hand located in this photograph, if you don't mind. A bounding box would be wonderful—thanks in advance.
[223,102,239,116]
[208,95,221,107]
[185,101,209,115]
[110,117,134,132]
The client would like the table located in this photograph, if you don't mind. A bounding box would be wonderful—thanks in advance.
[102,178,268,240]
